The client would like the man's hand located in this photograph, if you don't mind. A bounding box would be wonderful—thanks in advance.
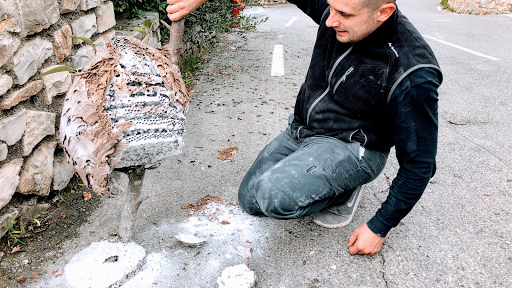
[166,0,207,21]
[347,223,385,256]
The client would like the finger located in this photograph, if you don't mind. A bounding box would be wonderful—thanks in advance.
[166,4,182,15]
[348,245,359,255]
[167,12,183,22]
[347,232,357,247]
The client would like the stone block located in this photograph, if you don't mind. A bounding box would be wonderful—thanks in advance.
[0,142,6,161]
[0,31,20,68]
[71,13,97,45]
[1,0,59,37]
[53,151,74,191]
[0,80,43,110]
[18,203,51,233]
[96,1,116,33]
[0,109,26,145]
[0,74,13,96]
[17,141,57,196]
[80,0,102,11]
[13,38,53,85]
[0,18,16,35]
[61,0,81,14]
[53,25,73,63]
[0,158,23,210]
[41,65,73,104]
[93,30,116,47]
[72,45,95,70]
[0,207,19,239]
[0,2,5,21]
[115,30,144,41]
[21,110,56,157]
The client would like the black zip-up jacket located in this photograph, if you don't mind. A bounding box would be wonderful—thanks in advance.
[289,0,443,236]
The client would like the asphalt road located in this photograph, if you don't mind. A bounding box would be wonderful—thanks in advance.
[28,0,512,287]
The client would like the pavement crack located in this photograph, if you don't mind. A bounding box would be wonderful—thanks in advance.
[381,253,390,288]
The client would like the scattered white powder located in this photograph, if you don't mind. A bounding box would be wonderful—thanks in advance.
[122,253,164,288]
[216,264,256,288]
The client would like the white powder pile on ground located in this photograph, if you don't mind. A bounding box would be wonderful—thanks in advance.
[216,264,256,288]
[64,241,146,288]
[122,253,164,288]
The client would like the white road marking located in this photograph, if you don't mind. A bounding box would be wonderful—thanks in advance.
[423,35,500,61]
[435,20,452,21]
[506,14,512,18]
[271,45,285,76]
[285,17,298,27]
[437,6,442,11]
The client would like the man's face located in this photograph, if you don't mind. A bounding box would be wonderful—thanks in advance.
[325,0,381,43]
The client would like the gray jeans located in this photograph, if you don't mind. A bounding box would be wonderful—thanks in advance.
[238,122,389,219]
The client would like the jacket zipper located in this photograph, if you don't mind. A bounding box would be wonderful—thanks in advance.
[333,66,354,94]
[306,45,354,126]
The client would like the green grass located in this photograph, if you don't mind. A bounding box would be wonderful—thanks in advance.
[440,0,455,12]
[181,55,204,87]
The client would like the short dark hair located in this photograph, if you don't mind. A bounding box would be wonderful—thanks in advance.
[361,0,396,11]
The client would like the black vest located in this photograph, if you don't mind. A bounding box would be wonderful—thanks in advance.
[291,7,443,151]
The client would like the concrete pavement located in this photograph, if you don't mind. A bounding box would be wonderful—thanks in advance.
[19,0,512,287]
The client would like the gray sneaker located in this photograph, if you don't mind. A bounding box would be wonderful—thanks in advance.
[313,186,364,228]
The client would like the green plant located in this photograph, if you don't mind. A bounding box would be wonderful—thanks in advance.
[133,19,156,37]
[3,219,24,246]
[181,55,204,85]
[440,0,454,12]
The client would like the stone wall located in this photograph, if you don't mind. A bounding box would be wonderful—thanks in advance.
[0,0,125,238]
[448,0,512,14]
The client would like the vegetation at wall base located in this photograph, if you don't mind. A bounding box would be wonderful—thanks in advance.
[112,0,266,49]
[440,0,455,12]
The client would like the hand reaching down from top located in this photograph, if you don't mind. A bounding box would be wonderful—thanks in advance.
[347,223,385,256]
[166,0,208,21]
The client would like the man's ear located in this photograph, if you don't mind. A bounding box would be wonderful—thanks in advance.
[376,3,396,22]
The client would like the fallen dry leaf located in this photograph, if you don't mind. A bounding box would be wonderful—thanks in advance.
[52,269,63,277]
[70,189,75,193]
[79,184,85,186]
[17,276,27,284]
[217,146,238,161]
[58,215,66,219]
[83,192,92,201]
[11,246,21,254]
[175,234,207,247]
[236,245,252,259]
[220,220,231,225]
[31,275,39,278]
[246,240,252,244]
[483,194,493,196]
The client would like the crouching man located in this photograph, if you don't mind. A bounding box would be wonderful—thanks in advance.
[167,0,442,256]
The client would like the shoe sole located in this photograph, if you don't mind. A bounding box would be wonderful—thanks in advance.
[313,186,365,229]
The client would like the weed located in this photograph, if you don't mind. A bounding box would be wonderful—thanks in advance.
[3,219,25,247]
[181,55,204,86]
[440,0,455,12]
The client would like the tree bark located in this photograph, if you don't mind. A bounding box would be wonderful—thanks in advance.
[118,166,147,241]
[161,18,185,65]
